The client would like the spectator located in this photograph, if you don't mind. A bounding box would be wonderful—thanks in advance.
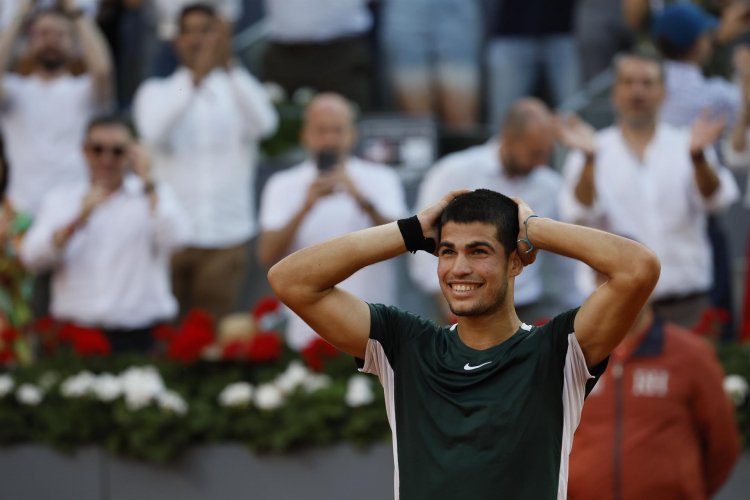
[558,51,739,329]
[133,3,277,321]
[0,133,33,329]
[257,92,407,350]
[262,0,373,111]
[0,0,113,217]
[380,0,481,130]
[652,3,750,340]
[411,98,583,323]
[654,3,750,127]
[20,115,190,353]
[149,0,242,77]
[485,0,580,131]
[568,278,740,500]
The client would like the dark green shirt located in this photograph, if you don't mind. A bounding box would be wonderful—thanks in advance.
[360,304,605,500]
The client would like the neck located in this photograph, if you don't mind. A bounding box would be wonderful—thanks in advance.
[455,301,521,350]
[619,120,657,159]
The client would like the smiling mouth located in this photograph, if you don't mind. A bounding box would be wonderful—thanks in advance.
[451,284,481,292]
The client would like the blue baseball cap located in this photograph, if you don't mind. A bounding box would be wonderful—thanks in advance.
[652,3,718,50]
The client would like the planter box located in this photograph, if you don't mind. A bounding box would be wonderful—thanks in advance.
[0,443,394,500]
[0,444,747,500]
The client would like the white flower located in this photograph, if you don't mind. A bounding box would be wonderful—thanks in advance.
[275,361,309,395]
[93,373,122,402]
[16,383,43,406]
[0,374,14,397]
[38,371,59,391]
[60,371,97,398]
[218,382,254,408]
[345,375,374,408]
[303,374,331,394]
[157,390,188,416]
[263,81,286,104]
[254,383,284,411]
[292,86,316,106]
[119,366,165,411]
[724,374,749,406]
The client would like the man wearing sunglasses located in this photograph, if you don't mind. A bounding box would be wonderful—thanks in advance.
[20,115,191,353]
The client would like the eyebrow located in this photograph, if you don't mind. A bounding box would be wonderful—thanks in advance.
[438,240,495,251]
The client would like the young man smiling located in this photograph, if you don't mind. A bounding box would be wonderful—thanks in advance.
[268,189,660,500]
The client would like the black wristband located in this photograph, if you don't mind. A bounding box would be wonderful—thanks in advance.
[397,216,436,254]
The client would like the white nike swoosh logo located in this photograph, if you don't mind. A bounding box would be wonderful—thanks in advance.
[463,361,492,371]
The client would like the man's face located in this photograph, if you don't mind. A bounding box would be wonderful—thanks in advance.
[83,124,132,191]
[500,122,554,177]
[612,57,665,128]
[437,221,516,317]
[174,11,216,68]
[301,104,356,160]
[27,13,73,71]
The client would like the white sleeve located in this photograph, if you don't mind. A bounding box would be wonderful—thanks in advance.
[258,173,305,231]
[133,75,195,148]
[151,184,192,253]
[699,147,740,214]
[227,66,278,140]
[19,196,71,272]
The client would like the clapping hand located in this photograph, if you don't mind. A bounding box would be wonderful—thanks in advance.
[555,114,596,156]
[690,110,726,155]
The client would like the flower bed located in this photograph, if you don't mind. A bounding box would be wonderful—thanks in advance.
[0,297,749,464]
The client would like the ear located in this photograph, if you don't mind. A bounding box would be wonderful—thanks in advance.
[508,250,524,277]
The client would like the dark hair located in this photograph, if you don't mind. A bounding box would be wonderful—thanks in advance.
[178,3,217,31]
[655,37,693,61]
[613,50,666,83]
[0,134,8,199]
[438,189,519,257]
[85,114,136,138]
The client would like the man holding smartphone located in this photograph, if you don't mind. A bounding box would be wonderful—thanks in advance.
[257,92,407,350]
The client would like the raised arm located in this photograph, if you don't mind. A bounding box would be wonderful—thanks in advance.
[268,191,462,358]
[518,201,660,367]
[61,0,113,105]
[0,0,34,101]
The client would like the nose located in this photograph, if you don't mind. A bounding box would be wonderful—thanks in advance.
[451,253,472,277]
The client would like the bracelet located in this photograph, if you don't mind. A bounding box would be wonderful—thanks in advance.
[516,214,539,255]
[397,216,436,254]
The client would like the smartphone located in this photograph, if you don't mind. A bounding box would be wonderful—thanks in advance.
[316,150,338,173]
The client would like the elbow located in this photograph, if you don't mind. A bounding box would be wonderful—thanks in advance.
[630,248,661,294]
[267,261,292,303]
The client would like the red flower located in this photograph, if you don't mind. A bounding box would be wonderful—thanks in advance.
[221,339,247,359]
[693,307,729,338]
[153,323,177,342]
[247,331,283,362]
[252,296,281,320]
[33,315,56,334]
[166,310,215,364]
[59,324,111,357]
[301,337,340,372]
[0,348,15,365]
[0,325,19,343]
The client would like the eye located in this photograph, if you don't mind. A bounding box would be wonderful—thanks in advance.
[471,248,488,255]
[438,248,455,256]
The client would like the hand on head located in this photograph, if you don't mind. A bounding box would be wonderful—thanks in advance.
[511,197,538,267]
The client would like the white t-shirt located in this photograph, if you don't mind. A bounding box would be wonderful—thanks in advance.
[133,66,278,248]
[559,124,740,299]
[0,74,97,215]
[259,157,408,350]
[20,176,191,328]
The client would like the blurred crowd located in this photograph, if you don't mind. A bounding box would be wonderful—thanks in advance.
[0,0,749,497]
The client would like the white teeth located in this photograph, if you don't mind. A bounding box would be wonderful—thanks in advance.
[452,284,476,292]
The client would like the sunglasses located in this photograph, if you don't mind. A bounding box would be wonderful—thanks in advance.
[86,143,128,158]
